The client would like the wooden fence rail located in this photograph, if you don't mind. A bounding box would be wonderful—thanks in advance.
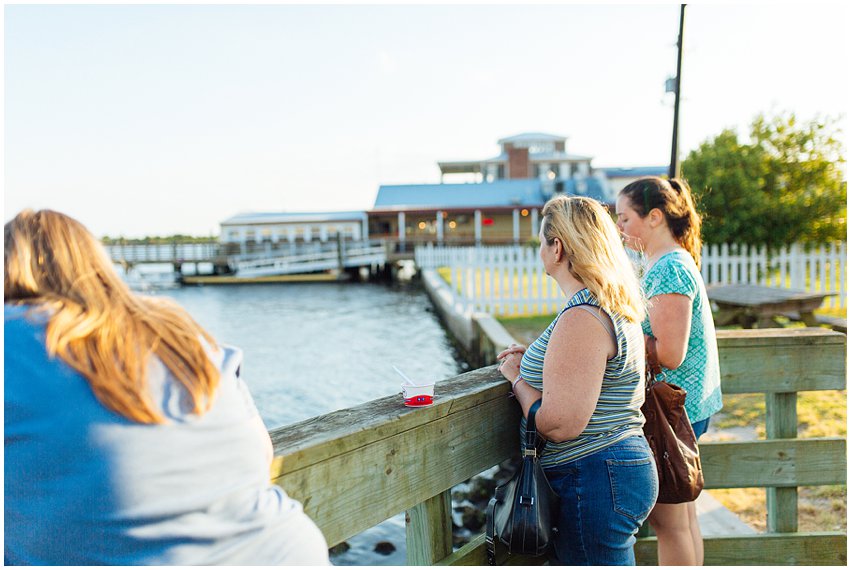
[268,329,846,566]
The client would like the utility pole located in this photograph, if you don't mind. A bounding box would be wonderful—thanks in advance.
[669,4,686,180]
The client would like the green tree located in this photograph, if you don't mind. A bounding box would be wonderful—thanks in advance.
[682,112,846,247]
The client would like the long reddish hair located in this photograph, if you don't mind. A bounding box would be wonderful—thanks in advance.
[5,209,220,424]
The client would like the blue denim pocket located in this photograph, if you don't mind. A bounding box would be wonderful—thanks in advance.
[606,457,657,523]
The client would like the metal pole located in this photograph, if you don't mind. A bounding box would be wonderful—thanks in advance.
[669,4,686,180]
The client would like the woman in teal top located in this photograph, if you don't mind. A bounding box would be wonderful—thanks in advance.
[497,196,657,565]
[616,176,723,566]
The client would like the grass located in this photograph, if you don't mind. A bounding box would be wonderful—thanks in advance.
[816,305,847,319]
[498,314,559,345]
[713,391,847,439]
[495,313,847,534]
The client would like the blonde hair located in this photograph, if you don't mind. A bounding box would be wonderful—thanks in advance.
[618,177,703,269]
[541,196,645,323]
[4,209,220,424]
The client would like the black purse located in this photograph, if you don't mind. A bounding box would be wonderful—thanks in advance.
[485,400,560,565]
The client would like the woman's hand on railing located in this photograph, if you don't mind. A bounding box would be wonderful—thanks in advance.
[498,352,522,385]
[497,343,526,384]
[496,343,526,361]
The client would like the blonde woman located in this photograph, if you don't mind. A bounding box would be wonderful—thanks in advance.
[497,196,658,565]
[4,209,329,565]
[616,177,722,566]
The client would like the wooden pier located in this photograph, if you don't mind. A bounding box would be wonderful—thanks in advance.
[268,328,846,566]
[105,238,389,279]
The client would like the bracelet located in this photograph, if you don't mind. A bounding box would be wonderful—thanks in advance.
[511,375,524,391]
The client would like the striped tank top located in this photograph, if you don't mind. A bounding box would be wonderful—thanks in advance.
[519,288,646,468]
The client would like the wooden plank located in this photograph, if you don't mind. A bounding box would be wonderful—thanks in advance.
[707,284,829,306]
[269,366,507,474]
[701,438,846,488]
[716,329,846,393]
[443,532,848,566]
[473,313,516,363]
[269,369,521,547]
[406,490,453,565]
[766,392,799,533]
[715,328,846,344]
[635,532,847,565]
[436,534,546,566]
[816,314,847,333]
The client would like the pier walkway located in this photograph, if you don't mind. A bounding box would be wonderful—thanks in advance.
[105,239,387,278]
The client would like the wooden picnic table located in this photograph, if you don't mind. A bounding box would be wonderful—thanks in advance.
[706,284,831,329]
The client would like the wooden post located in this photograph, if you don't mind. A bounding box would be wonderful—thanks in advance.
[405,490,453,565]
[336,232,344,272]
[766,391,798,533]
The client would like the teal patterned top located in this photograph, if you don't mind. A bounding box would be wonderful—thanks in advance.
[519,288,646,468]
[641,250,723,423]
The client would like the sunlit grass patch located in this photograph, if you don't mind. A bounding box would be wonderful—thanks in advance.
[714,391,846,439]
[497,314,557,345]
[815,305,847,319]
[707,488,766,531]
[708,485,847,533]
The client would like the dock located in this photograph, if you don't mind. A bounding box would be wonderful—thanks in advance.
[181,272,347,285]
[106,238,389,279]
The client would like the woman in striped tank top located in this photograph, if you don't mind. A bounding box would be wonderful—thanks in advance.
[497,196,658,565]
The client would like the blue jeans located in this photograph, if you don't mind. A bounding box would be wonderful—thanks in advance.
[691,417,710,439]
[544,435,658,565]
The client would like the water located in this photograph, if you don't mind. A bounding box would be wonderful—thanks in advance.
[144,277,466,564]
[161,280,464,429]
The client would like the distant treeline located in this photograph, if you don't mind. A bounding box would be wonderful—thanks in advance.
[101,235,218,245]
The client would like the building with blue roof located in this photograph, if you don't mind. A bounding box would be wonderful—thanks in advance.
[220,210,368,245]
[436,132,594,183]
[369,132,660,245]
[217,132,667,248]
[600,165,669,193]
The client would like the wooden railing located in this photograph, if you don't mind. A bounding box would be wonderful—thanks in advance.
[267,329,846,566]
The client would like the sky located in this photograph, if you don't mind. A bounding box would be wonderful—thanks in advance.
[3,1,849,238]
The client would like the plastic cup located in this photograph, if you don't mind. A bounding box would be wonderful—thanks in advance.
[401,383,435,407]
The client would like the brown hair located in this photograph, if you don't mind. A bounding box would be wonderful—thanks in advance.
[541,196,645,323]
[618,177,703,268]
[4,209,220,424]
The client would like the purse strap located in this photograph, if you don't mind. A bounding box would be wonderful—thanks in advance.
[645,336,663,386]
[524,399,543,453]
[485,497,498,565]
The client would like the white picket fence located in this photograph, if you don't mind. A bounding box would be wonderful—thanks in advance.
[415,242,847,316]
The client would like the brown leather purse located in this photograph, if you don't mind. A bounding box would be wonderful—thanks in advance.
[641,338,704,503]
